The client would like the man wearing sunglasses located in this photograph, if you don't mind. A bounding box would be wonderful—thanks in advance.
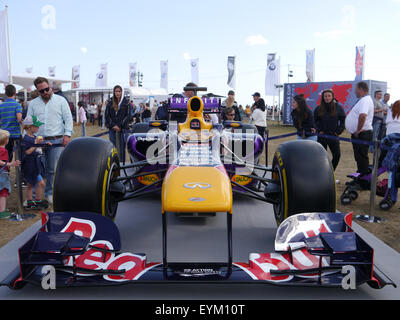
[26,77,73,204]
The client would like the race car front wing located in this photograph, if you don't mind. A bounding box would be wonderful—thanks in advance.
[0,211,396,290]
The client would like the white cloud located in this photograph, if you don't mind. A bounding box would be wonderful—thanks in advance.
[245,34,269,46]
[81,47,88,54]
[183,52,191,60]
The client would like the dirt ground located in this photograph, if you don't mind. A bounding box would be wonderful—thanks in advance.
[0,121,399,253]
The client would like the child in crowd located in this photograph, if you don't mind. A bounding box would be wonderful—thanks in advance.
[78,101,87,137]
[0,129,21,219]
[21,115,49,210]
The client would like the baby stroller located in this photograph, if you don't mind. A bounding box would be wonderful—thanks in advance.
[341,133,400,211]
[340,166,392,209]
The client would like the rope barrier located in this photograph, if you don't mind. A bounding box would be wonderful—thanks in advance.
[267,131,375,146]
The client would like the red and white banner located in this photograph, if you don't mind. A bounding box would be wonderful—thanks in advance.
[72,65,80,89]
[355,46,365,81]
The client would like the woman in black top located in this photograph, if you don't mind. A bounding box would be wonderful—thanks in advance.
[105,85,131,163]
[314,89,346,171]
[291,94,317,141]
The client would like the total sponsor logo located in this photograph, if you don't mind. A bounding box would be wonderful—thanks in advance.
[138,174,160,185]
[232,175,252,186]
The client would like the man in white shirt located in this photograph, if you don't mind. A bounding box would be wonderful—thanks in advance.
[345,81,374,176]
[27,77,73,203]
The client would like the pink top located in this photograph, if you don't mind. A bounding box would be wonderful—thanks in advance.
[78,107,87,123]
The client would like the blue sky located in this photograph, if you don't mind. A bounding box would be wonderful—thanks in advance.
[2,0,400,105]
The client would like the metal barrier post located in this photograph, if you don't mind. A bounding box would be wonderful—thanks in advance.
[9,139,35,221]
[369,139,380,215]
[116,131,121,160]
[15,141,24,216]
[265,129,269,166]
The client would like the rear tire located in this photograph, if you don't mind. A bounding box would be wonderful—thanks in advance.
[53,137,120,220]
[272,140,337,226]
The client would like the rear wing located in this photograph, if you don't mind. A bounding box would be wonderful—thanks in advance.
[168,97,221,114]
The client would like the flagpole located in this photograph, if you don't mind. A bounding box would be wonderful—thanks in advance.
[5,5,12,84]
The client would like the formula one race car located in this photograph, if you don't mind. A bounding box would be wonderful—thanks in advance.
[0,87,395,290]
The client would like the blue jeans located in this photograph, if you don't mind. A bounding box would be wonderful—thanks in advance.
[297,135,318,141]
[81,122,86,137]
[43,138,64,198]
[370,120,383,152]
[109,130,126,163]
[143,117,151,123]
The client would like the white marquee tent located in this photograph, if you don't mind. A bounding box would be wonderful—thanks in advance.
[10,73,76,90]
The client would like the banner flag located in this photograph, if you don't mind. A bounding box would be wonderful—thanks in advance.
[96,63,108,88]
[355,46,365,81]
[0,10,9,83]
[190,58,199,85]
[129,63,137,87]
[48,66,56,77]
[160,60,168,91]
[265,53,280,96]
[227,56,236,89]
[306,49,315,82]
[72,65,80,89]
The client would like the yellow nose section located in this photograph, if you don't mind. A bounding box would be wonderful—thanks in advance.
[162,166,232,214]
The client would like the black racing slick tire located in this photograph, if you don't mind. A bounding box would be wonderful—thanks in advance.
[53,137,121,220]
[271,140,337,226]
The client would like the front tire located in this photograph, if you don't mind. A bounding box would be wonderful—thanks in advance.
[272,140,337,226]
[53,138,121,220]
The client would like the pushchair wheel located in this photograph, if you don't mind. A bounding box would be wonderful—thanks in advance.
[340,194,352,205]
[349,190,358,201]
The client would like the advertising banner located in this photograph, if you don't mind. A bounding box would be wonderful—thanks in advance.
[265,53,280,97]
[227,56,236,89]
[0,10,8,83]
[355,46,365,81]
[282,80,387,125]
[96,63,108,88]
[306,49,315,82]
[48,66,56,77]
[72,65,80,89]
[191,58,199,85]
[160,60,168,91]
[129,63,137,87]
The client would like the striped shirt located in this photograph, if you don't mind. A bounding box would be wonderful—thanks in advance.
[0,98,22,138]
[27,94,74,138]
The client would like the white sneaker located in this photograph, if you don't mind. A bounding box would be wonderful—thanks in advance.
[46,195,53,205]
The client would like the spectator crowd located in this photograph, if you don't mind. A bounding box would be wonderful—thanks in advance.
[0,78,397,218]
